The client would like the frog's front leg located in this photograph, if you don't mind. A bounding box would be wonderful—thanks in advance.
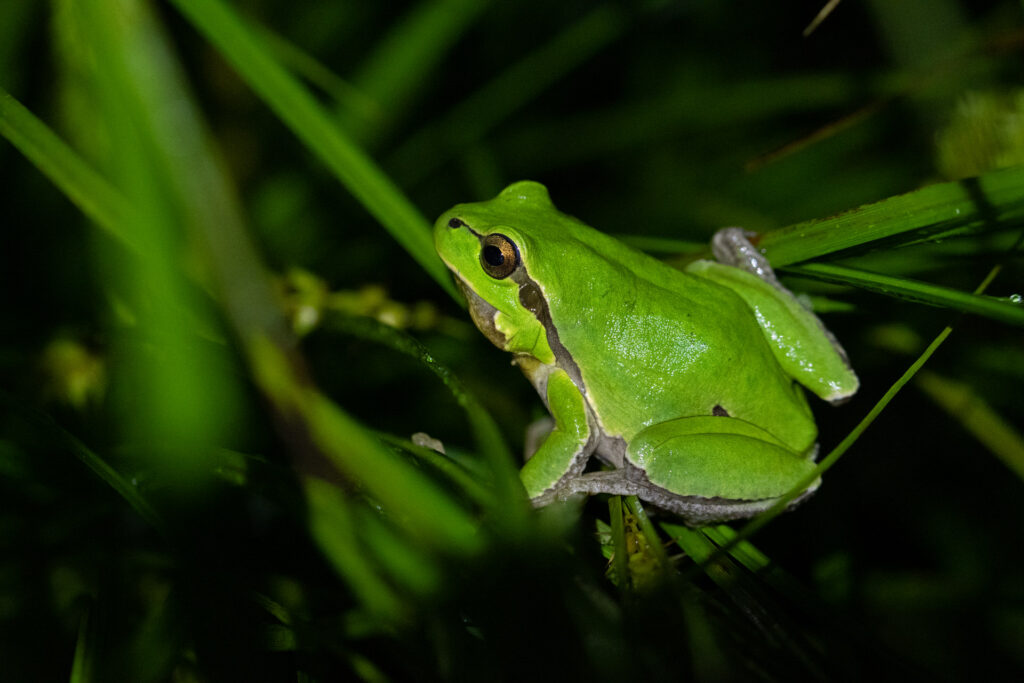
[519,365,596,500]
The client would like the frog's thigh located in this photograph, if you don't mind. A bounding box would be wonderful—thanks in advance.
[520,368,592,499]
[628,416,818,501]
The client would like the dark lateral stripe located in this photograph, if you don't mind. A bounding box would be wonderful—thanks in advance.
[511,268,586,394]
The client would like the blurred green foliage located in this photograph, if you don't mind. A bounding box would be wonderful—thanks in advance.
[2,0,1024,681]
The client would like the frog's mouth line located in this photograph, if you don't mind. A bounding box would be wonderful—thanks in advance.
[453,276,507,349]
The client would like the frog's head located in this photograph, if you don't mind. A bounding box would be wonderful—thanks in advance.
[434,181,560,364]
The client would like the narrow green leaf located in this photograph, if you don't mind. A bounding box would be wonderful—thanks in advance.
[54,417,165,533]
[699,525,771,573]
[785,262,1024,326]
[662,524,717,564]
[250,23,378,122]
[377,433,491,506]
[251,337,483,556]
[760,165,1024,266]
[388,4,626,184]
[306,389,483,554]
[169,0,458,299]
[305,478,408,622]
[607,496,629,589]
[69,608,94,683]
[347,0,490,143]
[323,312,523,511]
[0,87,136,252]
[72,0,237,490]
[916,370,1024,482]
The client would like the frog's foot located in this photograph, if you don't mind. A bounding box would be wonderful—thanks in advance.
[711,227,790,293]
[532,466,818,527]
[411,432,446,454]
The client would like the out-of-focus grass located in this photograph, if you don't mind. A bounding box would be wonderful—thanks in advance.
[171,0,458,300]
[1,0,1023,680]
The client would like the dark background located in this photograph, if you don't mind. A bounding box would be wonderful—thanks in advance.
[2,1,1023,680]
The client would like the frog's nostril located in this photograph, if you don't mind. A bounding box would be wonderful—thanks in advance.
[448,217,465,229]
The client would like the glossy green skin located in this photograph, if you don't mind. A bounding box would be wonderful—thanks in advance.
[435,181,858,523]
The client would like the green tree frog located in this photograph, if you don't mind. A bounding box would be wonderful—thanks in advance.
[434,182,858,525]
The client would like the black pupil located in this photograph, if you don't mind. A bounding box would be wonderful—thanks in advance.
[483,245,505,266]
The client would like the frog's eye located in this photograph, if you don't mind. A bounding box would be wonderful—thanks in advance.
[480,233,520,279]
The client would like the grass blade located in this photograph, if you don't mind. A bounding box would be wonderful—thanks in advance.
[70,0,238,490]
[253,338,483,555]
[760,165,1024,266]
[69,608,94,683]
[785,262,1024,326]
[0,394,167,532]
[73,0,482,557]
[388,4,626,185]
[169,0,458,299]
[323,312,523,512]
[0,88,135,252]
[377,433,491,505]
[916,370,1024,482]
[305,478,407,621]
[346,0,490,143]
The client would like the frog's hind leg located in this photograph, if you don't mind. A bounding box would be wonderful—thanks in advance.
[534,416,821,525]
[627,415,819,499]
[693,228,859,404]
